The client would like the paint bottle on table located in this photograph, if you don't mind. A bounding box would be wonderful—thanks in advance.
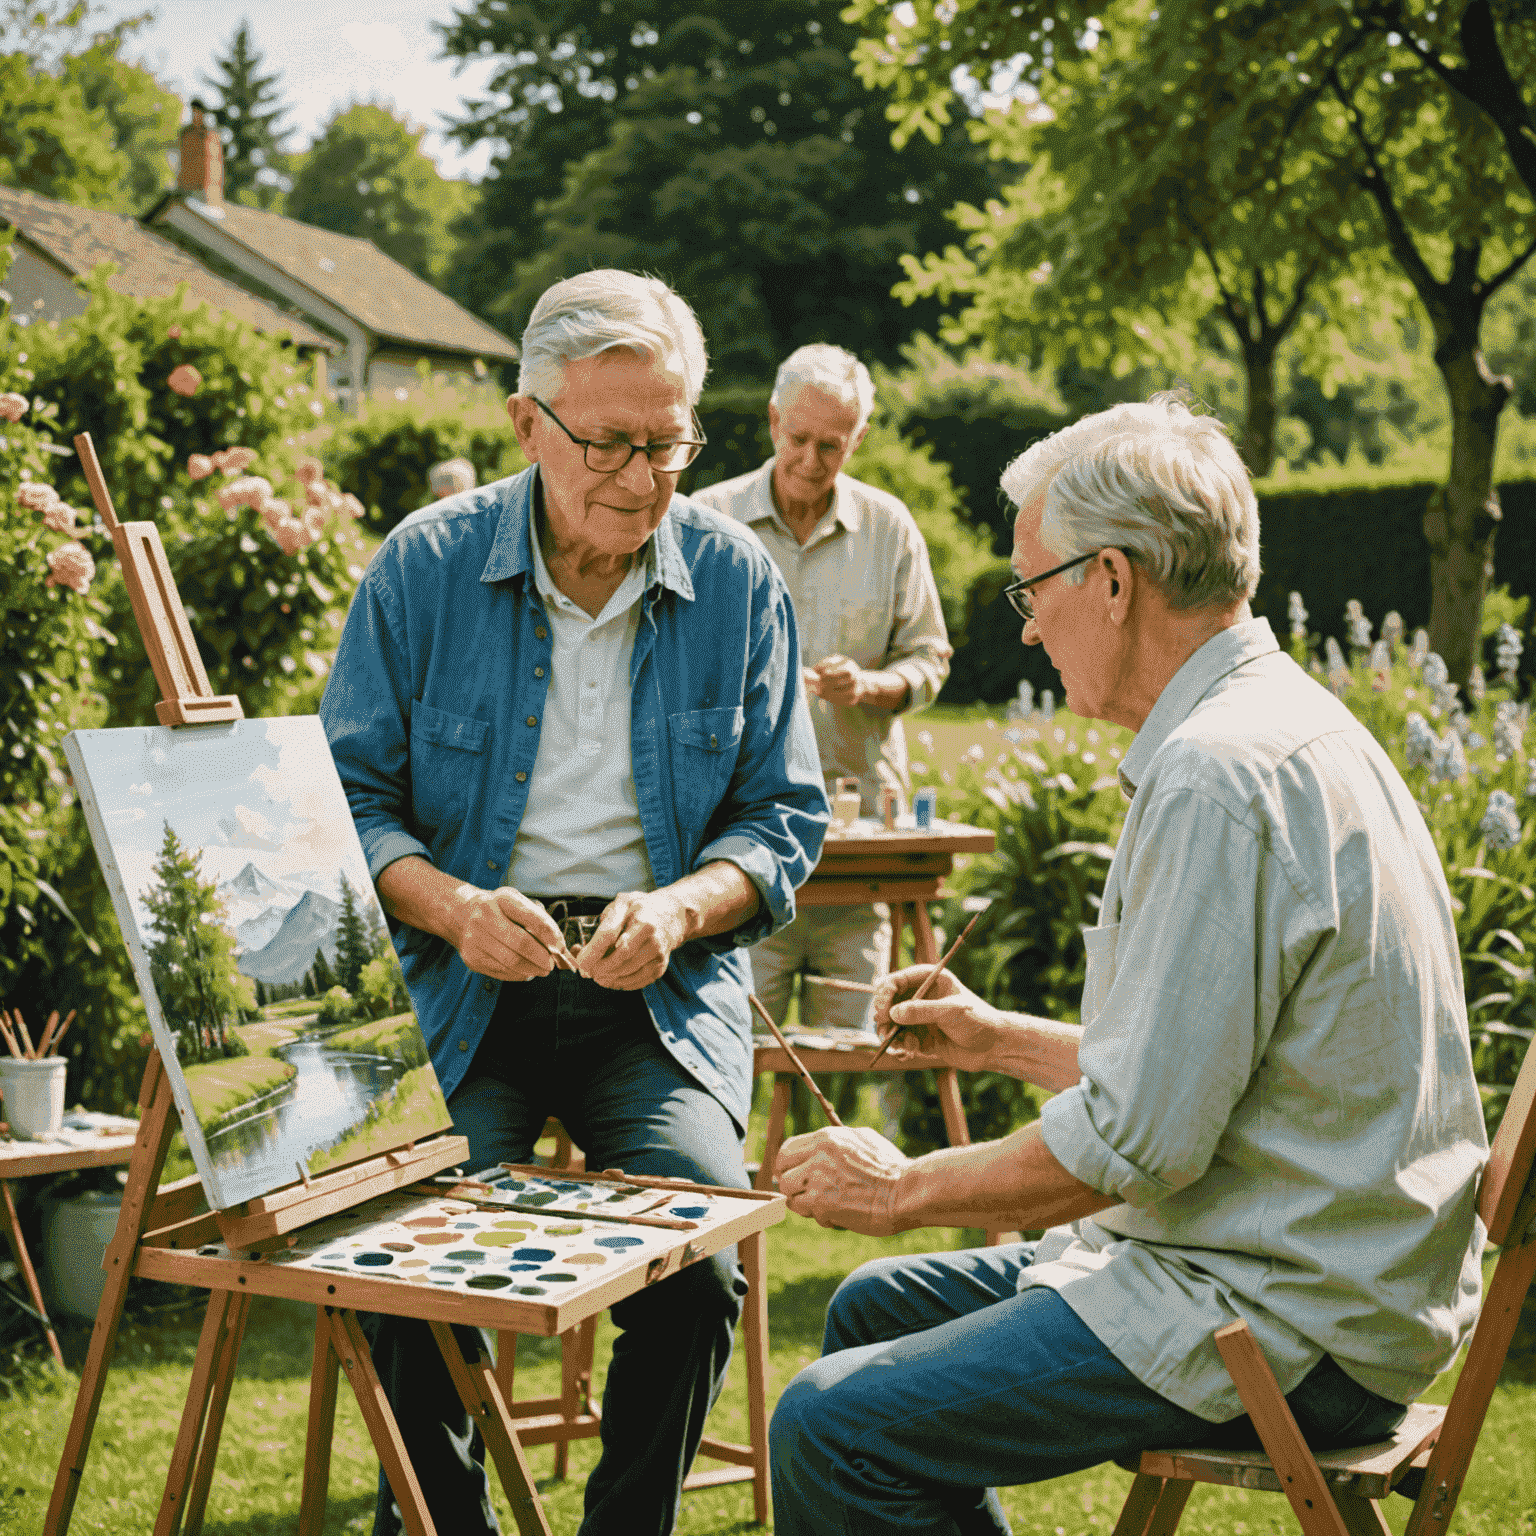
[879,785,898,831]
[913,787,937,830]
[830,777,861,830]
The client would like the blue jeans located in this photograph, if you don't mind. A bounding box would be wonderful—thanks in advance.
[769,1246,1408,1536]
[363,969,750,1536]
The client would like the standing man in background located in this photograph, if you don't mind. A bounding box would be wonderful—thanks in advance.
[694,345,951,1044]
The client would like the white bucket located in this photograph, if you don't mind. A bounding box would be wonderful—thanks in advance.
[41,1189,123,1320]
[0,1055,67,1139]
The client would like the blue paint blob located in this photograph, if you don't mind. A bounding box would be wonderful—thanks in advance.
[669,1206,708,1219]
[453,1221,480,1229]
[547,1180,582,1191]
[512,1247,556,1261]
[505,1263,543,1272]
[353,1252,394,1267]
[594,1235,644,1249]
[429,1264,466,1274]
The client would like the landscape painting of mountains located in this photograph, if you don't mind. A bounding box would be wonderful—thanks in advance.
[65,716,452,1210]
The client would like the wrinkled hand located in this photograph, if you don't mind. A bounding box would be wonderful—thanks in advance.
[450,884,567,982]
[873,964,1008,1073]
[577,889,688,990]
[776,1126,910,1234]
[811,654,870,708]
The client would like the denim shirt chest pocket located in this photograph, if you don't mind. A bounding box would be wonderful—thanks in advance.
[409,700,489,837]
[668,706,745,823]
[1079,920,1121,1030]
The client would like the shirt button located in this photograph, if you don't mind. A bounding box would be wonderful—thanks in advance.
[486,860,499,871]
[534,666,545,678]
[709,734,718,748]
[535,626,548,640]
[459,1038,470,1050]
[526,715,538,727]
[515,771,527,783]
[482,979,496,993]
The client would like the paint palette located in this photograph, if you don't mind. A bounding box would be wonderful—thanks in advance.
[169,1174,784,1331]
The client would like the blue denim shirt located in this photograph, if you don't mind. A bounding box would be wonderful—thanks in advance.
[319,467,828,1131]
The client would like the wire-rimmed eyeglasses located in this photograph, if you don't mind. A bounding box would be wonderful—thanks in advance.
[533,397,707,475]
[1002,549,1103,622]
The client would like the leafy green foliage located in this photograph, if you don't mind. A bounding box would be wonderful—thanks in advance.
[62,38,182,208]
[0,50,124,205]
[287,103,475,282]
[326,375,528,536]
[438,0,1002,382]
[316,985,357,1028]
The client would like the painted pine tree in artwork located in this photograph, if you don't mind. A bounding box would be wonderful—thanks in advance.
[310,947,337,995]
[141,823,252,1062]
[335,872,370,994]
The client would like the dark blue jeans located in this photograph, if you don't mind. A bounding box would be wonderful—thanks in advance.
[769,1246,1409,1536]
[362,969,750,1536]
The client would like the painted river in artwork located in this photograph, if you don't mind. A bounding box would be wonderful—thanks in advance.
[203,1038,410,1208]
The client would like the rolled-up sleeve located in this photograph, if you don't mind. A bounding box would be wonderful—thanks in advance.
[318,552,429,883]
[694,562,828,949]
[1040,786,1288,1207]
[883,522,951,713]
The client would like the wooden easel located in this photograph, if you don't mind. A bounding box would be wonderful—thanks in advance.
[47,435,470,1534]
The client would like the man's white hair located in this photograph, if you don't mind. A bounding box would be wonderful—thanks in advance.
[1000,392,1260,611]
[517,270,709,405]
[770,344,876,434]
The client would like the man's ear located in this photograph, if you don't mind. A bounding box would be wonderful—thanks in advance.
[1103,549,1134,622]
[508,395,541,461]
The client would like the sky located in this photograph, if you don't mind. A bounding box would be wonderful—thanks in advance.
[67,716,378,942]
[95,0,502,180]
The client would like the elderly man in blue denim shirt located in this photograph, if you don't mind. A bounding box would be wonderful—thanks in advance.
[320,269,827,1536]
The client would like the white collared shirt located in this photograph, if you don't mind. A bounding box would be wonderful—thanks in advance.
[1027,618,1487,1421]
[503,528,655,898]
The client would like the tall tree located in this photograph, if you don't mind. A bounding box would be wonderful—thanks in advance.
[853,0,1536,683]
[437,0,1002,381]
[287,103,474,280]
[201,19,291,207]
[141,823,251,1062]
[335,872,370,995]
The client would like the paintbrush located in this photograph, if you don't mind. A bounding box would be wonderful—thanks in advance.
[748,994,844,1128]
[497,1163,783,1204]
[34,1010,61,1058]
[802,975,878,995]
[46,1009,76,1056]
[9,1008,36,1059]
[432,1178,699,1230]
[0,1012,22,1060]
[866,910,986,1068]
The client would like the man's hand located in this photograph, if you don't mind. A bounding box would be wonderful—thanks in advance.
[810,654,869,707]
[776,1126,911,1234]
[449,884,568,981]
[873,964,1013,1074]
[577,889,689,990]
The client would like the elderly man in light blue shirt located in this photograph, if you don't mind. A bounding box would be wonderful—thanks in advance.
[767,394,1488,1535]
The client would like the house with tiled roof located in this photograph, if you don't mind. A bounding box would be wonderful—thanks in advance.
[145,107,518,411]
[0,182,336,361]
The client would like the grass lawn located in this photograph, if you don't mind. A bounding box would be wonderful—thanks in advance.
[183,1051,297,1128]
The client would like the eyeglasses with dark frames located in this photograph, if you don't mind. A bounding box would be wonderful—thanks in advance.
[1002,549,1103,621]
[533,397,707,475]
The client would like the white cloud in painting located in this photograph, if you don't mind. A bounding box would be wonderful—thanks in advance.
[109,806,146,822]
[216,803,283,851]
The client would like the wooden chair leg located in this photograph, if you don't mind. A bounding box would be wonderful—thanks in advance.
[1332,1494,1392,1535]
[1214,1321,1352,1536]
[329,1308,437,1536]
[429,1319,553,1536]
[297,1307,342,1536]
[741,1228,771,1525]
[153,1290,239,1536]
[495,1329,518,1404]
[1,1175,64,1369]
[910,900,938,965]
[755,1077,792,1191]
[1111,1472,1196,1536]
[555,1317,597,1479]
[889,901,908,971]
[181,1289,251,1536]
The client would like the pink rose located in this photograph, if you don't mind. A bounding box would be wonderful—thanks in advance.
[295,457,324,485]
[0,392,28,423]
[167,325,182,339]
[216,475,273,511]
[167,364,202,397]
[42,502,78,534]
[187,454,215,480]
[45,541,95,594]
[270,517,310,555]
[259,496,292,530]
[17,481,60,512]
[218,447,257,473]
[302,505,326,538]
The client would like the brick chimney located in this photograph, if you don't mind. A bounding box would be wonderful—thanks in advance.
[178,100,224,207]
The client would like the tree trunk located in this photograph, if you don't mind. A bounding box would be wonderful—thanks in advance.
[1240,333,1280,477]
[1424,337,1511,686]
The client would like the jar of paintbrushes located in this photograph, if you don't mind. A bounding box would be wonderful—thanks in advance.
[0,1006,74,1139]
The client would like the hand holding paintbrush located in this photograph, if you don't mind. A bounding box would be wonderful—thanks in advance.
[866,910,985,1067]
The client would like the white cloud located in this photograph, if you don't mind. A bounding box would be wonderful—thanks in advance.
[109,806,146,822]
[216,803,283,851]
[338,21,412,61]
[129,781,152,795]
